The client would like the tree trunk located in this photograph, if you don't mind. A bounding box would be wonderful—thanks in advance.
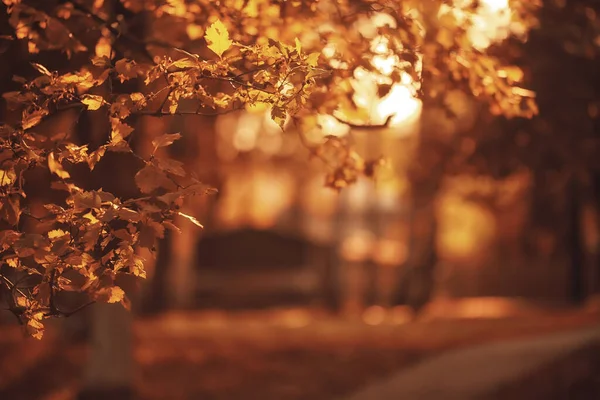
[141,231,171,314]
[396,188,437,313]
[78,304,135,400]
[167,210,200,309]
[566,176,585,304]
[406,191,437,312]
[593,172,600,294]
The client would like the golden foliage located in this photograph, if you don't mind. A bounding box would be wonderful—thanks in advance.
[0,0,550,338]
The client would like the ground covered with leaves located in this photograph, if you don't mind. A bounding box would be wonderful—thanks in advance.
[1,308,599,400]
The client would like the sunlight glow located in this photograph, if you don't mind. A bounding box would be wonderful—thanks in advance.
[349,15,423,131]
[441,0,514,50]
[217,167,295,229]
[437,194,496,260]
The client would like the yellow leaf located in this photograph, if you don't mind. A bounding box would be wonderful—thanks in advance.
[108,286,125,303]
[177,211,204,228]
[26,318,44,340]
[6,257,18,268]
[83,212,99,224]
[306,52,321,67]
[295,37,302,53]
[152,132,182,149]
[48,152,70,179]
[132,257,146,278]
[95,36,111,58]
[171,58,198,68]
[95,286,125,304]
[130,92,145,103]
[48,229,68,239]
[111,118,134,142]
[0,169,16,186]
[16,295,27,307]
[204,19,233,58]
[81,94,105,110]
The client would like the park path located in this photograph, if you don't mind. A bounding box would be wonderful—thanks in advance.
[344,325,600,400]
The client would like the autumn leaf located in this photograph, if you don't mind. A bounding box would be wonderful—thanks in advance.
[95,286,125,303]
[26,315,45,340]
[177,211,204,228]
[22,109,48,130]
[111,118,134,142]
[82,211,100,224]
[271,106,287,130]
[115,59,141,82]
[295,37,302,53]
[1,194,21,226]
[117,207,141,222]
[163,220,182,234]
[48,152,70,179]
[135,164,173,193]
[72,191,102,210]
[31,62,52,76]
[6,257,18,268]
[81,94,106,110]
[132,257,146,279]
[48,229,68,239]
[306,52,321,67]
[171,58,198,68]
[0,168,16,186]
[88,146,106,170]
[155,157,186,176]
[204,19,233,58]
[95,36,111,58]
[152,132,182,150]
[0,230,21,251]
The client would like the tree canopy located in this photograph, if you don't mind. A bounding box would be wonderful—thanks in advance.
[0,0,542,338]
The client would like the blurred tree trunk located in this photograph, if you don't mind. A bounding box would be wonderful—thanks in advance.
[141,230,171,314]
[77,117,137,400]
[78,304,134,400]
[592,172,600,294]
[78,1,140,398]
[392,1,442,314]
[141,116,217,312]
[167,210,200,309]
[397,187,438,313]
[565,176,585,304]
[393,115,444,313]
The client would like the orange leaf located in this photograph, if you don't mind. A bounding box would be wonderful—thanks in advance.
[152,132,181,149]
[48,152,70,179]
[177,211,204,228]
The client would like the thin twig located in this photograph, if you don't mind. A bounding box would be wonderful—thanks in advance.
[69,0,170,62]
[135,108,239,117]
[62,301,95,317]
[332,113,395,130]
[0,274,28,301]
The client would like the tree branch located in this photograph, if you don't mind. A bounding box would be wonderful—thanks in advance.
[69,0,171,62]
[333,113,395,130]
[134,108,240,118]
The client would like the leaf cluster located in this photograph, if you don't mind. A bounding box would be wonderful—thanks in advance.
[0,0,542,338]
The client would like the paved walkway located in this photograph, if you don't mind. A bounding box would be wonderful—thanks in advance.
[344,325,600,400]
